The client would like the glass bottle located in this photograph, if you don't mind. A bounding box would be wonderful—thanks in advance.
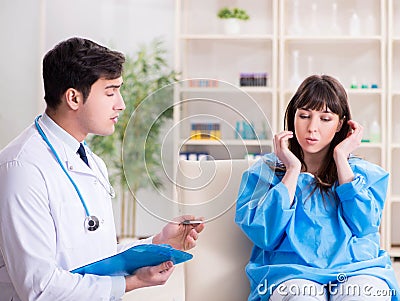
[309,2,320,35]
[369,120,381,143]
[289,0,302,35]
[307,55,314,76]
[290,50,302,89]
[365,13,376,36]
[349,11,361,36]
[330,2,341,35]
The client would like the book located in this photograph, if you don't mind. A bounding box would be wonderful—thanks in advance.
[70,244,193,276]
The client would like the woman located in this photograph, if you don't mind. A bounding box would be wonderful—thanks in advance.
[235,75,399,300]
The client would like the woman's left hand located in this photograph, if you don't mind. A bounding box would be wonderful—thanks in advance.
[334,120,363,160]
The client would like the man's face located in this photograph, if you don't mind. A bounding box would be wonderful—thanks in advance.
[77,76,125,137]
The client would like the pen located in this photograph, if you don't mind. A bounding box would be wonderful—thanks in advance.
[181,220,203,225]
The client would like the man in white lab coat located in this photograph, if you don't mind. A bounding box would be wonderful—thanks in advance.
[0,37,204,301]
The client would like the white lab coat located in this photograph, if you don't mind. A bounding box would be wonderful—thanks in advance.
[0,116,147,301]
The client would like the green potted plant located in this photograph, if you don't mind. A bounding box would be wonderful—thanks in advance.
[87,39,178,238]
[217,7,250,34]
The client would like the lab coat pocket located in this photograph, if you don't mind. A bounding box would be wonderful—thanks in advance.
[58,202,87,250]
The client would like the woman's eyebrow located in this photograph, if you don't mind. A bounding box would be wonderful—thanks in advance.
[298,107,334,113]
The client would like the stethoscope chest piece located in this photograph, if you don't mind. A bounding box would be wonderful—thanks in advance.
[85,215,100,231]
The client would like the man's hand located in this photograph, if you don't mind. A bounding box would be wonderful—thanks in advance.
[125,261,174,292]
[152,215,205,251]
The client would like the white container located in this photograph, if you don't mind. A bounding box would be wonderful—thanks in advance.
[222,19,241,35]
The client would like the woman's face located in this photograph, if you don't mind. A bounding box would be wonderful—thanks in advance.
[294,107,342,158]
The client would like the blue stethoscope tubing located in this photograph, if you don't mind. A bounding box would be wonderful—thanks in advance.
[34,115,92,218]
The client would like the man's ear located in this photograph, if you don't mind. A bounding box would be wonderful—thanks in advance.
[64,88,81,110]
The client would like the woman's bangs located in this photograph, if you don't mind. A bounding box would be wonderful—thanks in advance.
[298,86,341,115]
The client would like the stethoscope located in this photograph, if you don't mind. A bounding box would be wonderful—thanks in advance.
[34,115,115,231]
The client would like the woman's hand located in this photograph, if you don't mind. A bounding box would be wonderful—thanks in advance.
[274,131,301,204]
[334,120,363,161]
[274,131,301,171]
[152,215,205,251]
[334,120,363,185]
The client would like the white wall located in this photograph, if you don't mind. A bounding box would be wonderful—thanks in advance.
[0,0,43,148]
[0,0,176,236]
[0,0,175,148]
[43,0,175,61]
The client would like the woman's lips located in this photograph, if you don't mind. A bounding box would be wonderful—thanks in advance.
[306,138,318,145]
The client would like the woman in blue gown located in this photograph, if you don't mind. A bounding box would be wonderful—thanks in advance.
[235,75,400,300]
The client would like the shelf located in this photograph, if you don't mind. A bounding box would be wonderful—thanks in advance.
[181,139,378,148]
[180,34,273,41]
[388,246,400,258]
[389,197,400,203]
[283,89,383,96]
[181,139,272,147]
[347,89,383,95]
[283,36,383,43]
[179,87,273,94]
[359,142,383,148]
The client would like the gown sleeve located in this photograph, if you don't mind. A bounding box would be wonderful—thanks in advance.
[235,156,296,251]
[336,157,389,237]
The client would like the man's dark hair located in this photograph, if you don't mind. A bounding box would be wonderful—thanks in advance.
[42,37,125,110]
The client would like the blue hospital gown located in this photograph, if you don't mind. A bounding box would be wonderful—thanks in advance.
[235,153,400,300]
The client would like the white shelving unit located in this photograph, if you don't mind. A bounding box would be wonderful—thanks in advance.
[279,0,387,247]
[279,0,386,134]
[174,0,399,256]
[387,0,400,257]
[174,0,278,164]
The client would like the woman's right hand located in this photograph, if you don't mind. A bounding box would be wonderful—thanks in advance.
[274,131,301,171]
[274,131,301,204]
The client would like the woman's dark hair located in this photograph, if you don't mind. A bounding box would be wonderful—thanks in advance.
[283,74,352,194]
[42,37,125,110]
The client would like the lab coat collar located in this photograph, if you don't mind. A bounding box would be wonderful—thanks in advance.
[39,113,94,176]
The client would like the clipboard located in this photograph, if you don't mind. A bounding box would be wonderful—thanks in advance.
[70,244,193,276]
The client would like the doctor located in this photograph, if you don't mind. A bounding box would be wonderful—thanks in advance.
[0,37,204,301]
